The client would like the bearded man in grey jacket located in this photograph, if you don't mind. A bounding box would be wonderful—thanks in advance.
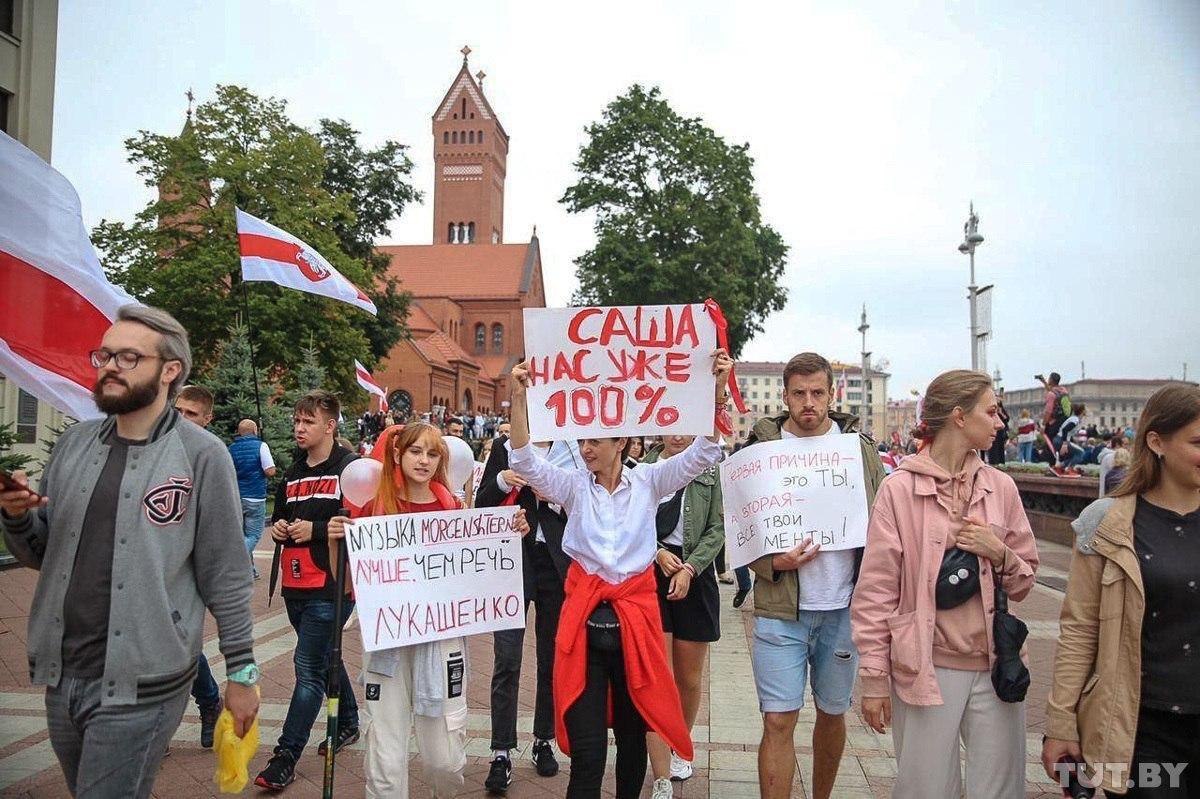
[0,305,260,798]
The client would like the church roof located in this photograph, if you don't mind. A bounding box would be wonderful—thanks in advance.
[405,303,440,334]
[412,330,478,370]
[379,239,539,300]
[433,61,509,142]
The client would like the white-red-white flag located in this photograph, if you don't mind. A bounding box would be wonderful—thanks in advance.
[0,132,137,420]
[236,208,377,315]
[355,359,387,412]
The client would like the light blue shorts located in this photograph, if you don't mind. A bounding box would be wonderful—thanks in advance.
[751,607,858,715]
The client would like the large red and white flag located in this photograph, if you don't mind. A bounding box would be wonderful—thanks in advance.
[354,360,387,412]
[0,132,136,420]
[236,208,377,315]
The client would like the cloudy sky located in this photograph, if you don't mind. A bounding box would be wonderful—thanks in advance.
[53,1,1200,398]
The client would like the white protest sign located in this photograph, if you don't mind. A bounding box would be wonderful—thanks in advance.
[720,433,869,569]
[344,506,525,651]
[522,304,717,440]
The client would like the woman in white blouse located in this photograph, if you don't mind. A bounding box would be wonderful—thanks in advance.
[507,349,733,799]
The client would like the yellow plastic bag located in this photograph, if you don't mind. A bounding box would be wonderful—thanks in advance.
[212,700,260,794]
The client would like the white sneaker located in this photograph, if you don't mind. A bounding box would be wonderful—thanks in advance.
[669,752,693,781]
[651,777,673,799]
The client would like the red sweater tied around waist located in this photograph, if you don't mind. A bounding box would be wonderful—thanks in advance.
[553,562,693,761]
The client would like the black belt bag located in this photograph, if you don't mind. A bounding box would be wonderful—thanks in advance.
[586,602,621,653]
[935,547,980,609]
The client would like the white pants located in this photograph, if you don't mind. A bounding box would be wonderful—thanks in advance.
[892,667,1026,799]
[361,637,469,799]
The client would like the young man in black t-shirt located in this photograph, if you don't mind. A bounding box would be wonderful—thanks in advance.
[256,391,360,791]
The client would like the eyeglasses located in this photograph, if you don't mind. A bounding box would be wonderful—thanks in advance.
[89,349,164,371]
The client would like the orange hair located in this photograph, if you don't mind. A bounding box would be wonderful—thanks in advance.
[374,422,451,514]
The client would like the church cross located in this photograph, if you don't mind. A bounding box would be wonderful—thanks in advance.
[461,45,472,64]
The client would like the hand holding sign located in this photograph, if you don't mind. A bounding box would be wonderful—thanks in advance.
[770,536,821,572]
[721,435,870,570]
[520,304,720,440]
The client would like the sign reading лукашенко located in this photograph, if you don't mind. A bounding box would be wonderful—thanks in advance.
[343,506,525,651]
[522,304,718,441]
[720,434,869,569]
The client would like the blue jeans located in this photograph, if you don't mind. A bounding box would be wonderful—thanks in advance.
[1064,444,1088,468]
[1018,441,1034,463]
[278,597,359,758]
[46,675,189,798]
[241,498,266,567]
[191,654,220,712]
[735,565,752,592]
[751,608,858,715]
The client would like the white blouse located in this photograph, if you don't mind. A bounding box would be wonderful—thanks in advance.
[509,436,723,584]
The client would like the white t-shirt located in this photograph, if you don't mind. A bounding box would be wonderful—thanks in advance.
[657,491,685,547]
[243,442,276,504]
[782,423,856,611]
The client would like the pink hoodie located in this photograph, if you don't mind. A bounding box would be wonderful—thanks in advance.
[850,451,1039,706]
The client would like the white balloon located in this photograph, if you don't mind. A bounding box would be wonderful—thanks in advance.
[341,458,382,508]
[444,435,476,491]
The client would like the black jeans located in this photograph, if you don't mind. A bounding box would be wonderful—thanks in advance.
[1124,706,1199,797]
[565,614,648,799]
[490,543,564,749]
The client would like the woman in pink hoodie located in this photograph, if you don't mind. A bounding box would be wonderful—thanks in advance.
[850,370,1039,799]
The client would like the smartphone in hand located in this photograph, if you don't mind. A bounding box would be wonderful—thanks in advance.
[0,470,41,502]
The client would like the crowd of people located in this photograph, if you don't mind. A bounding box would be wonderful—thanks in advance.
[877,371,1141,501]
[1,303,1197,798]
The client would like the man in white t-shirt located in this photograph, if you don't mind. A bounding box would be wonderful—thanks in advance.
[743,353,886,799]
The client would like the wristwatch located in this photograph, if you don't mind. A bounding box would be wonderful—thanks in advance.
[227,663,261,686]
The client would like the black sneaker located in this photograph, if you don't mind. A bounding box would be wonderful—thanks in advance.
[531,739,559,777]
[254,748,296,791]
[485,755,512,794]
[199,703,221,749]
[317,725,360,756]
[733,588,750,608]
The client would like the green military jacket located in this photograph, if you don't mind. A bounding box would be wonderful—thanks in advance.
[642,445,725,574]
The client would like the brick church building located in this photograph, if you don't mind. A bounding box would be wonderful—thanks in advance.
[373,47,547,420]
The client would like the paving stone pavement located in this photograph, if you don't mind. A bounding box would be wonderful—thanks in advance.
[0,540,1075,797]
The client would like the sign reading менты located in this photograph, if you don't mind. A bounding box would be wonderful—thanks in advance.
[522,304,718,440]
[720,434,869,569]
[343,506,525,651]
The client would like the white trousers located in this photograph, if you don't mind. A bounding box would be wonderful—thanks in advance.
[892,667,1026,799]
[361,637,469,799]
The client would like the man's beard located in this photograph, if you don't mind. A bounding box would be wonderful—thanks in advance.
[92,367,162,416]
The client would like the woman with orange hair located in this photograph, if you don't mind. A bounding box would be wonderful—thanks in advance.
[330,423,528,798]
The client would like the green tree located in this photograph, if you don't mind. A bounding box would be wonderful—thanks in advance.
[0,421,34,475]
[561,85,788,356]
[206,320,290,455]
[92,85,417,399]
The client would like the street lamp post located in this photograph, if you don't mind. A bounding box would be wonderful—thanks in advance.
[858,304,871,433]
[958,202,985,370]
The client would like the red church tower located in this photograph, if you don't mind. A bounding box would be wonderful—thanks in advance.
[431,45,508,246]
[373,47,548,419]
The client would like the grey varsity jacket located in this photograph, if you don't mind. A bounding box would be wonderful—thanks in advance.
[1,407,256,705]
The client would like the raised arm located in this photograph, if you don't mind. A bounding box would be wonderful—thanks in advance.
[508,361,576,508]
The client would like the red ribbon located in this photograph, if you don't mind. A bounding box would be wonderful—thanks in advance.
[703,299,749,415]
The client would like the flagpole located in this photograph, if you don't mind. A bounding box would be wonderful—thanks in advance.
[240,279,265,429]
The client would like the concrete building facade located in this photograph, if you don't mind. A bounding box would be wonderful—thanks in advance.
[1003,378,1198,434]
[730,359,889,444]
[1,0,60,466]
